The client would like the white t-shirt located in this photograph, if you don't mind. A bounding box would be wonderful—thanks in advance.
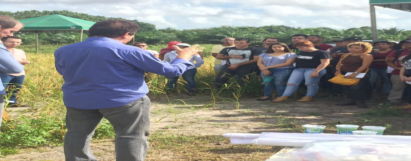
[147,50,159,56]
[9,48,26,76]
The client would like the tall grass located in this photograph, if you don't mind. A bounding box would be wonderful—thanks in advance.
[0,44,265,156]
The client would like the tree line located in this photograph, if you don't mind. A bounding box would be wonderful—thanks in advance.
[1,10,411,45]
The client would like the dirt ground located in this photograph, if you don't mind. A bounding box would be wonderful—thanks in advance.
[2,94,411,161]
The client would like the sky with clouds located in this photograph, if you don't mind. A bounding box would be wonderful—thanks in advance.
[1,0,410,30]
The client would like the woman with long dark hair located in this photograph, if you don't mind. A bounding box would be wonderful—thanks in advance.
[256,43,296,101]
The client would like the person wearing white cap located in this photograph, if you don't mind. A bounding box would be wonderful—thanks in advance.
[164,43,204,95]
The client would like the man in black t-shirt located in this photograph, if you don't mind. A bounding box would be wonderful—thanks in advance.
[288,34,321,54]
[330,39,350,66]
[215,38,259,88]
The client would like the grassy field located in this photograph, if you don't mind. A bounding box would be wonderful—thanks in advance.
[1,44,411,160]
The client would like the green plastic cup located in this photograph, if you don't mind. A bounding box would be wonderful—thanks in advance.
[336,124,359,135]
[302,124,326,134]
[352,130,378,135]
[362,126,386,135]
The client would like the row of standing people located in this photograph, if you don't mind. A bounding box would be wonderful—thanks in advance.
[134,35,411,109]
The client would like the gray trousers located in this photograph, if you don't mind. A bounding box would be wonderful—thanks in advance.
[0,95,4,131]
[64,96,151,161]
[388,75,406,103]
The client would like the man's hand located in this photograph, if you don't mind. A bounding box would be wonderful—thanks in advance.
[311,70,319,78]
[212,53,218,58]
[174,45,196,60]
[228,64,240,70]
[20,59,31,65]
[262,70,271,76]
[406,77,411,82]
[230,55,242,59]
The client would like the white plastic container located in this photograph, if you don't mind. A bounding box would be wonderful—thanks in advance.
[362,126,386,135]
[336,124,359,135]
[352,130,378,135]
[302,125,326,134]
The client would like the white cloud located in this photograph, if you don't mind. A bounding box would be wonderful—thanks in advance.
[1,0,410,30]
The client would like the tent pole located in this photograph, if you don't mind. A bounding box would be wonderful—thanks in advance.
[35,32,39,54]
[132,36,135,45]
[80,29,84,42]
[370,4,378,42]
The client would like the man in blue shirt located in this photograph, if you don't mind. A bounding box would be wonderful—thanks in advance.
[0,16,24,131]
[55,19,196,161]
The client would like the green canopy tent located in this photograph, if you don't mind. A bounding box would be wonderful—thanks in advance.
[19,14,95,53]
[370,0,411,41]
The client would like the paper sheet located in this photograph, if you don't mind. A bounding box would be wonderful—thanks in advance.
[344,72,366,78]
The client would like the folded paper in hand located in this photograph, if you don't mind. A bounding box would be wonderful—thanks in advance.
[344,72,365,78]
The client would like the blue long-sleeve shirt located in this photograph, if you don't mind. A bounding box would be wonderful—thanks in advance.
[0,43,24,95]
[54,37,194,109]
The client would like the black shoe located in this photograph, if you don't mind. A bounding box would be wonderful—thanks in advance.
[188,90,196,96]
[7,103,28,108]
[7,103,19,107]
[335,99,356,106]
[355,100,367,108]
[256,97,272,101]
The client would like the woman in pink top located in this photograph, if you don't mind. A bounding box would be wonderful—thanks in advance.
[0,36,30,107]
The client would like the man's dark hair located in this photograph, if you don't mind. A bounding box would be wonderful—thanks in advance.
[308,35,321,38]
[134,42,147,46]
[263,37,279,41]
[235,37,251,43]
[373,40,389,46]
[89,19,139,38]
[0,16,20,29]
[1,36,21,42]
[292,34,308,38]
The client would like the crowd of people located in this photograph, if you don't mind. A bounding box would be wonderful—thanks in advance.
[132,34,411,110]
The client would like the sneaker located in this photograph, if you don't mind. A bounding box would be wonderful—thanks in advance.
[272,96,288,102]
[394,103,411,110]
[8,103,29,108]
[298,96,313,102]
[188,90,196,96]
[389,101,402,105]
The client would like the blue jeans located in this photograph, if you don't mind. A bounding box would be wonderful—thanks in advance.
[282,68,326,97]
[166,68,197,91]
[0,74,25,104]
[369,68,392,94]
[261,68,293,97]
